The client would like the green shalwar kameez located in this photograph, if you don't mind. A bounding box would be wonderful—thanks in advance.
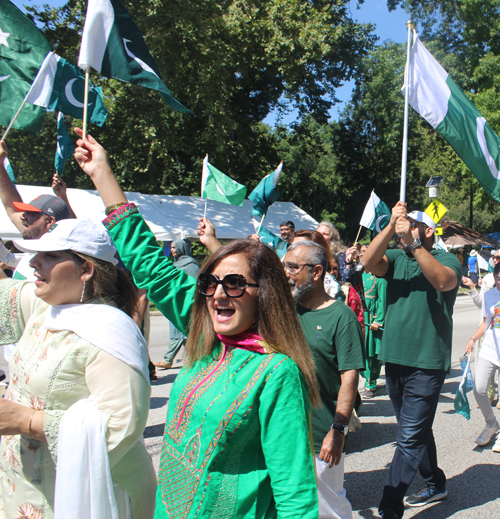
[104,204,319,519]
[361,272,387,391]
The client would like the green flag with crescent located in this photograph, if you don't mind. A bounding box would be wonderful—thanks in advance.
[25,52,108,126]
[0,0,52,133]
[78,0,192,114]
[359,191,391,237]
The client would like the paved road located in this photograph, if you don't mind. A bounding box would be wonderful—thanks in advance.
[2,295,499,517]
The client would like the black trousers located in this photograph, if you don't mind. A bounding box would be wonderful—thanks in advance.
[379,363,447,518]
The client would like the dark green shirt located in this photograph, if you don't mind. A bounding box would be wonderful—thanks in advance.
[380,249,461,372]
[296,301,365,453]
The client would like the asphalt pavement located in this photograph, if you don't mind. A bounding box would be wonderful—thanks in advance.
[2,294,499,517]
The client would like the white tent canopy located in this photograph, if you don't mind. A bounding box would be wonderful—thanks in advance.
[0,185,319,241]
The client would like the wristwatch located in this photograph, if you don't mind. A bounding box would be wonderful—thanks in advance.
[408,238,422,251]
[330,423,349,435]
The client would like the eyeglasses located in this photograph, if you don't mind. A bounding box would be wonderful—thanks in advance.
[197,273,259,298]
[494,256,500,261]
[409,220,427,229]
[22,211,46,223]
[284,262,315,275]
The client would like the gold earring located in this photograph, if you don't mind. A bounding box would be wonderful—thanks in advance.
[80,278,87,303]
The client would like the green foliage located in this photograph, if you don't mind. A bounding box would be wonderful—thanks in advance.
[3,0,376,202]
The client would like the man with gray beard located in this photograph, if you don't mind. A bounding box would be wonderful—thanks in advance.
[284,241,365,519]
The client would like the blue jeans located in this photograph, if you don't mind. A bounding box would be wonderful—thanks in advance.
[379,363,447,518]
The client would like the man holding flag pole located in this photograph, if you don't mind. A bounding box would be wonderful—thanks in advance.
[361,22,463,519]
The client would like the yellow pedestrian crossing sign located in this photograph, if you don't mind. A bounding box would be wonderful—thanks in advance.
[425,200,447,224]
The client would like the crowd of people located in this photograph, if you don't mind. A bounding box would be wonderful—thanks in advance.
[0,131,499,519]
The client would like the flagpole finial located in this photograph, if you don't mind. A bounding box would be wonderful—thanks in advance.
[406,20,414,29]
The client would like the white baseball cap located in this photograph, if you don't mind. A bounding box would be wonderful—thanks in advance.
[14,219,118,265]
[407,211,436,231]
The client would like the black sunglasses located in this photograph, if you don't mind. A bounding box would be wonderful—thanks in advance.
[198,273,259,298]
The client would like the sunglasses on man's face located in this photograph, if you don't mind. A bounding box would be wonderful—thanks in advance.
[197,273,259,298]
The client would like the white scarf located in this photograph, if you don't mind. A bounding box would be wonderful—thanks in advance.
[50,303,150,519]
[45,303,150,381]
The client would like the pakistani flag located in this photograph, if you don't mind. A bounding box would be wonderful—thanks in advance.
[25,52,108,126]
[405,35,500,204]
[359,191,391,236]
[3,156,15,182]
[454,354,471,420]
[78,0,192,114]
[201,155,247,206]
[0,0,52,133]
[248,162,283,219]
[253,219,288,259]
[55,112,75,174]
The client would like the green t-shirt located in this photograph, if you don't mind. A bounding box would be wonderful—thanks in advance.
[296,300,365,453]
[380,249,462,372]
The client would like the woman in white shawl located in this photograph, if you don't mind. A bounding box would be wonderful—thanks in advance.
[0,219,156,519]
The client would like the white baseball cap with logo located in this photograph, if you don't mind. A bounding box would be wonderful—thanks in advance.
[13,219,118,265]
[407,210,436,231]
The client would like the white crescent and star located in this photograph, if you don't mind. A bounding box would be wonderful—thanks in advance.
[65,78,93,109]
[375,215,388,233]
[0,28,10,48]
[216,184,227,196]
[56,135,64,159]
[122,38,159,78]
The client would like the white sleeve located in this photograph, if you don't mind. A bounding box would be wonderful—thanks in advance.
[0,241,22,268]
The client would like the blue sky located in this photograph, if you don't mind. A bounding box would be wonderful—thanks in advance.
[12,0,410,124]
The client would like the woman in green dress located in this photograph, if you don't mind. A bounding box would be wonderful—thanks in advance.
[74,129,320,519]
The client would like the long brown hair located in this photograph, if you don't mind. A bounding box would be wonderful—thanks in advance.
[71,252,138,318]
[185,239,319,405]
[294,229,334,273]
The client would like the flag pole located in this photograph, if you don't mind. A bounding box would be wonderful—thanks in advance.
[400,20,414,203]
[82,66,90,139]
[354,226,362,244]
[1,99,28,141]
[256,214,265,234]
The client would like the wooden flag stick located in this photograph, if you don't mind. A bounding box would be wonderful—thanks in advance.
[82,67,90,139]
[354,225,362,244]
[256,214,265,234]
[1,99,28,141]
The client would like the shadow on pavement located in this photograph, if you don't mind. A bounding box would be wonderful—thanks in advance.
[144,423,165,438]
[410,464,500,518]
[150,396,168,409]
[348,464,500,518]
[151,373,178,386]
[347,422,398,453]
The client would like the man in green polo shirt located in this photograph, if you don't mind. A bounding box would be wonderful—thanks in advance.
[284,241,365,519]
[362,201,461,519]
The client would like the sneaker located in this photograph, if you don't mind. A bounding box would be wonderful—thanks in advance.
[404,486,448,507]
[475,422,500,446]
[379,510,399,518]
[363,389,376,399]
[493,435,500,453]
